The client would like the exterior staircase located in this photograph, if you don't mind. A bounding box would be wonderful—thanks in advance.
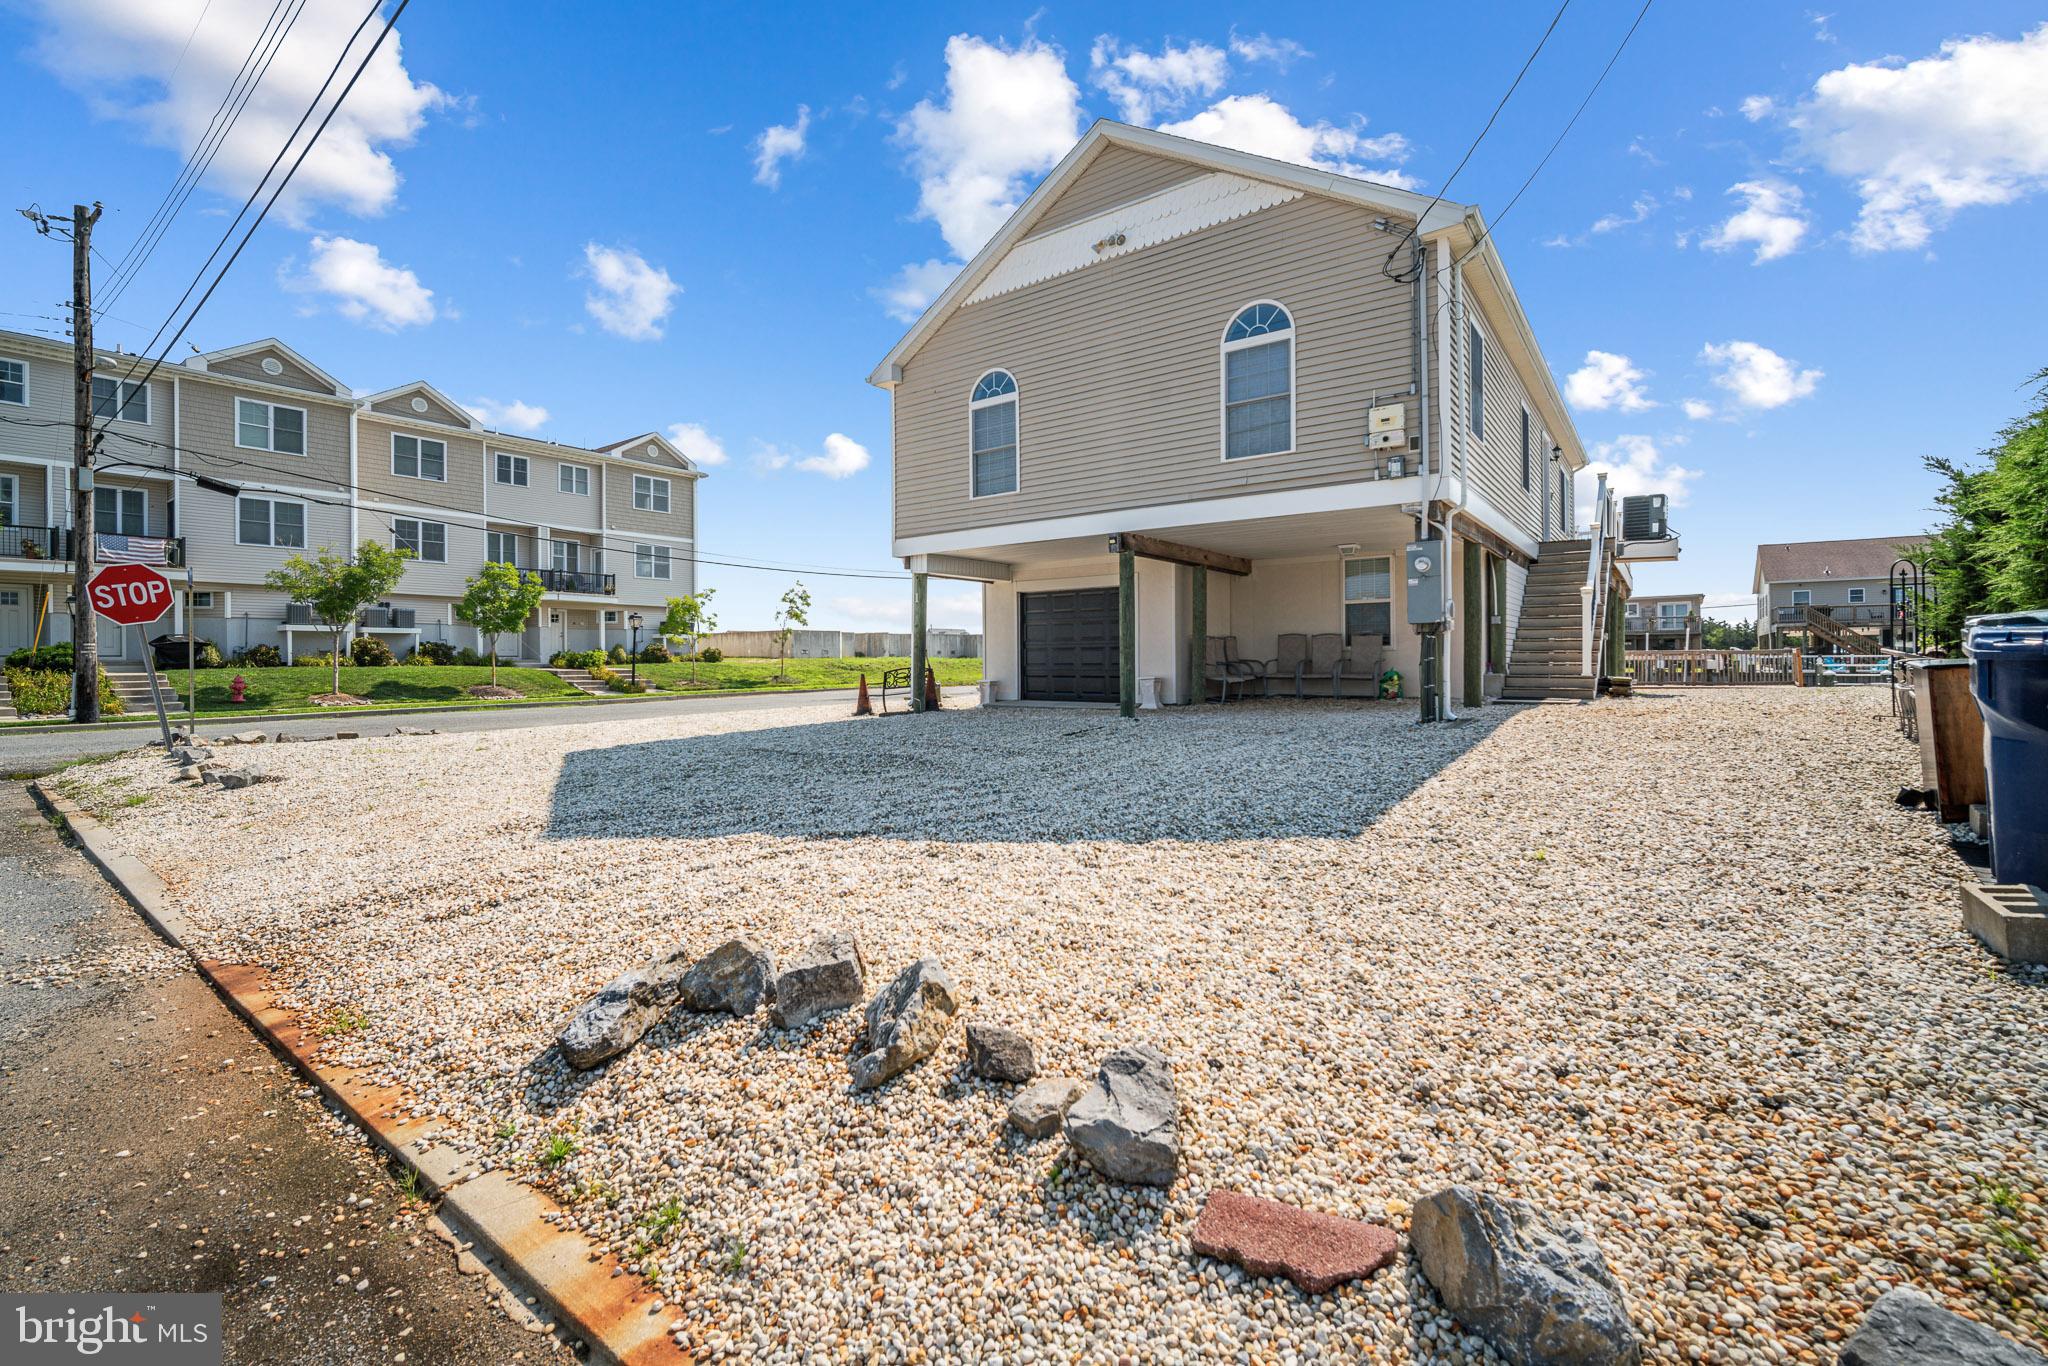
[1798,605,1883,655]
[544,667,609,696]
[103,664,180,713]
[1500,540,1603,702]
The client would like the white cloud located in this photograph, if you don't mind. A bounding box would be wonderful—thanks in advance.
[1808,11,1836,44]
[897,34,1083,258]
[1157,94,1415,186]
[873,258,958,323]
[1089,37,1227,123]
[282,235,434,329]
[1701,340,1822,409]
[1590,194,1658,234]
[666,421,729,467]
[1578,434,1701,509]
[751,443,792,473]
[1681,398,1715,420]
[1740,94,1776,122]
[580,243,679,341]
[1227,31,1309,67]
[1564,351,1656,412]
[1787,24,2048,251]
[26,0,448,224]
[829,595,911,629]
[469,397,549,432]
[797,433,871,479]
[752,104,810,188]
[1625,137,1662,166]
[1701,179,1810,262]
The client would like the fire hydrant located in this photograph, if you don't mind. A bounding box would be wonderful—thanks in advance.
[229,674,248,704]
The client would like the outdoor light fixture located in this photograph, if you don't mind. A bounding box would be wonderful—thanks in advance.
[627,611,644,685]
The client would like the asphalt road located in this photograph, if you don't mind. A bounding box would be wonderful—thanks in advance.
[0,783,574,1364]
[0,685,979,774]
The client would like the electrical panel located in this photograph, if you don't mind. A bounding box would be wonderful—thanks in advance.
[1406,539,1446,624]
[1368,405,1404,432]
[1368,429,1406,450]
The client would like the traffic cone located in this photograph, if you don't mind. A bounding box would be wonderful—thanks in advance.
[854,673,873,716]
[923,665,941,711]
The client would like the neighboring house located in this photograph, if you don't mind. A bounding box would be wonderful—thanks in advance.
[1623,593,1705,651]
[1753,536,1926,652]
[0,329,703,663]
[867,120,1676,708]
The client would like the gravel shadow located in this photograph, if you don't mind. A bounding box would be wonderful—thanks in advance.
[543,701,1512,844]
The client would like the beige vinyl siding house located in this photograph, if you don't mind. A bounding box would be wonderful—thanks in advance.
[872,121,1633,710]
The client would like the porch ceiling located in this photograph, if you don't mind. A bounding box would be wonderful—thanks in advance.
[942,505,1421,569]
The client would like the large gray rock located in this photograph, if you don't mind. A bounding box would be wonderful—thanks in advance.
[557,945,693,1070]
[677,938,775,1017]
[1839,1288,2048,1366]
[965,1022,1035,1082]
[849,958,959,1090]
[1410,1185,1642,1366]
[769,931,866,1031]
[1007,1077,1085,1139]
[1063,1046,1179,1186]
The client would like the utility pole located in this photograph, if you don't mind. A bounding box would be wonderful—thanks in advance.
[70,202,104,722]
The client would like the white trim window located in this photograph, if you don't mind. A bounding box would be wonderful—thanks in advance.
[632,474,671,512]
[634,543,672,579]
[392,517,446,562]
[190,591,215,609]
[235,397,306,455]
[485,530,523,566]
[95,486,147,535]
[1791,589,1812,607]
[1519,407,1532,489]
[1468,322,1485,439]
[968,370,1019,497]
[1847,586,1866,604]
[0,472,15,525]
[550,539,580,573]
[1657,601,1687,622]
[1222,302,1293,460]
[236,495,306,547]
[1343,555,1393,647]
[0,356,26,406]
[495,452,529,486]
[91,376,149,424]
[558,463,590,496]
[391,432,446,482]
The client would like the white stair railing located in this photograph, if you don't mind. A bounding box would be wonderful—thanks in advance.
[1580,474,1611,677]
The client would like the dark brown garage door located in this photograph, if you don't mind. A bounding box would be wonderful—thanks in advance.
[1020,588,1119,702]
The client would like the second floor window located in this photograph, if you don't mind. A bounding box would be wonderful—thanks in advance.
[236,398,306,454]
[551,540,580,573]
[1848,587,1866,604]
[495,452,528,486]
[1792,589,1812,607]
[0,357,25,405]
[92,376,149,424]
[559,463,590,495]
[95,486,146,535]
[392,433,446,481]
[633,474,670,512]
[635,543,672,579]
[1520,408,1531,489]
[969,370,1019,497]
[485,531,522,565]
[0,473,14,524]
[1222,302,1292,460]
[236,496,305,548]
[392,517,446,562]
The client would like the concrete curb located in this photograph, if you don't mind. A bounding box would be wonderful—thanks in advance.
[28,780,692,1366]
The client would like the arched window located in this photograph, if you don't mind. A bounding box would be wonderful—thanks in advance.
[1221,303,1294,459]
[969,370,1018,497]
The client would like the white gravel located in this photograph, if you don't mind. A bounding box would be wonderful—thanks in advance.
[55,688,2048,1363]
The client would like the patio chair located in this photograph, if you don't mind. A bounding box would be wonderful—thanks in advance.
[1333,642,1382,698]
[1264,633,1310,699]
[1203,636,1247,702]
[1220,636,1271,692]
[1307,634,1344,697]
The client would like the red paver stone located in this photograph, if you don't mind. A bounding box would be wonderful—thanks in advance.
[1191,1190,1399,1294]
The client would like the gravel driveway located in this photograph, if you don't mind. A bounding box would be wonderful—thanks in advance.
[53,688,2048,1363]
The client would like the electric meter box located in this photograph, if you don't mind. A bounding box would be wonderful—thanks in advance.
[1369,429,1407,450]
[1406,539,1446,624]
[1368,404,1405,432]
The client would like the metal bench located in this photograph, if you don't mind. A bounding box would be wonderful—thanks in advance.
[877,667,912,712]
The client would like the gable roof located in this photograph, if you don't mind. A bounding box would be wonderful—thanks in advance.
[1753,536,1928,590]
[356,381,478,429]
[185,337,348,396]
[597,431,703,475]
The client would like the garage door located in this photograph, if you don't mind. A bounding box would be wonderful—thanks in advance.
[1020,588,1119,702]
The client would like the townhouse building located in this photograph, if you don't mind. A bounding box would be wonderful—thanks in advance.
[0,329,703,664]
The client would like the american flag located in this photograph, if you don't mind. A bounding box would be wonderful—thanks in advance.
[96,534,172,565]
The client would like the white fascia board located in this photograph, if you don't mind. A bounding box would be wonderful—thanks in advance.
[355,381,480,430]
[188,338,350,396]
[1440,476,1541,560]
[356,496,490,526]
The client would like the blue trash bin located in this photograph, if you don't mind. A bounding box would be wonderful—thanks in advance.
[1964,610,2048,887]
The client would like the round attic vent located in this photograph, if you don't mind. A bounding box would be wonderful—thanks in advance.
[260,356,283,375]
[646,444,659,459]
[410,396,429,413]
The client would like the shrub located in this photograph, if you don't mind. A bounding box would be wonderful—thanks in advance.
[350,635,396,666]
[7,642,72,670]
[554,648,606,669]
[547,650,571,668]
[607,644,629,665]
[696,647,724,664]
[409,640,456,666]
[638,643,672,664]
[610,677,648,694]
[587,660,617,684]
[454,646,486,667]
[299,650,345,669]
[191,639,224,669]
[4,666,123,717]
[233,643,283,668]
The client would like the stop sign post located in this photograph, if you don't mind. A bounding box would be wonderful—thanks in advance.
[86,563,176,746]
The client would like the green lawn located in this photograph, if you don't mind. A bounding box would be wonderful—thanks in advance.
[632,655,983,691]
[143,665,582,717]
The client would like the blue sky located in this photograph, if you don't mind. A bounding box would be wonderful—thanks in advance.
[7,2,2046,629]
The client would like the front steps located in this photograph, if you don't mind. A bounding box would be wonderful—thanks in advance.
[545,667,609,695]
[1501,541,1602,702]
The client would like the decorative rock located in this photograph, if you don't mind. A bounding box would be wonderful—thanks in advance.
[1007,1077,1085,1139]
[333,731,359,740]
[849,957,959,1090]
[176,764,201,783]
[1191,1190,1399,1294]
[394,725,439,736]
[677,937,775,1017]
[216,768,257,790]
[1838,1287,2048,1366]
[557,945,694,1070]
[1410,1185,1643,1366]
[172,746,212,765]
[1063,1045,1180,1186]
[768,931,866,1031]
[965,1022,1035,1082]
[225,730,267,744]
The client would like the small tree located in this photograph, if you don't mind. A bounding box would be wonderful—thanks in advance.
[1700,616,1756,649]
[660,589,717,684]
[455,562,548,685]
[265,543,412,698]
[773,581,811,681]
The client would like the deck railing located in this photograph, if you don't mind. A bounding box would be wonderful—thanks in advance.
[0,525,71,560]
[1623,649,1801,685]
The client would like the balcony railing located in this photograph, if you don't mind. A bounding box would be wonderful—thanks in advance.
[537,567,616,595]
[1,525,70,560]
[1771,603,1897,627]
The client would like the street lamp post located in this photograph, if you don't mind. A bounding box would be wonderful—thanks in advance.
[627,612,643,685]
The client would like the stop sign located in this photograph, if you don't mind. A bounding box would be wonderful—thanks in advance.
[87,562,174,627]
